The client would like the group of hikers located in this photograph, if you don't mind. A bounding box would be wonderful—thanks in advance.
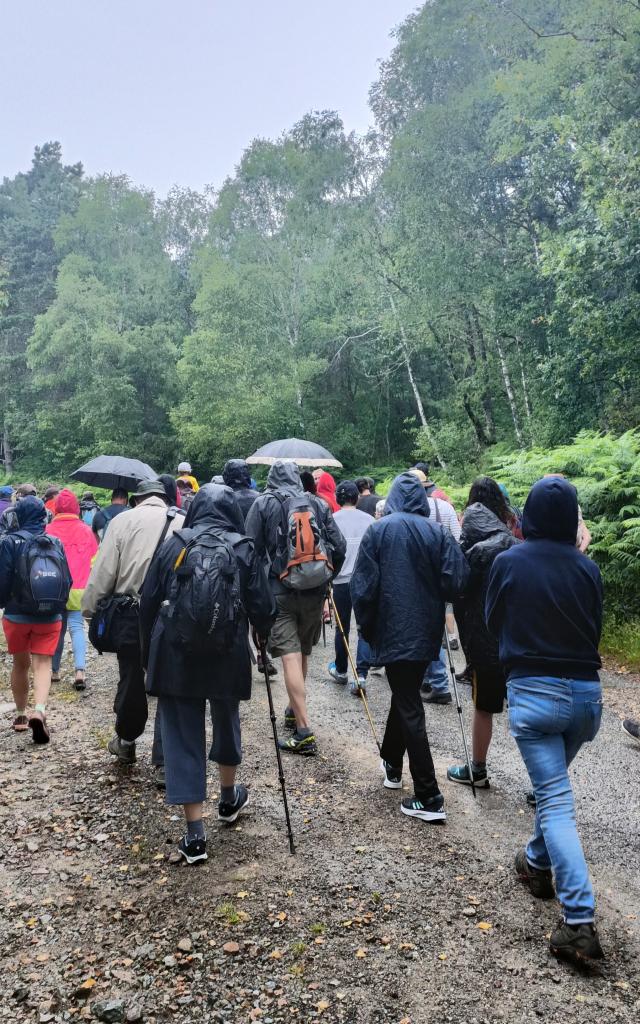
[1,455,639,969]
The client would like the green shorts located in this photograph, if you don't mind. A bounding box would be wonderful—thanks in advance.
[269,588,325,658]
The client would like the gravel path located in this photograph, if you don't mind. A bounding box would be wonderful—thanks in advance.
[0,634,638,1024]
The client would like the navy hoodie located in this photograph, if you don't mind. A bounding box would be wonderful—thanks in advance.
[485,478,602,680]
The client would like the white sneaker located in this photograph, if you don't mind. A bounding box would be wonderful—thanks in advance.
[380,759,403,790]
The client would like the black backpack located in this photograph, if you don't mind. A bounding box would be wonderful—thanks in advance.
[170,529,242,654]
[12,532,72,615]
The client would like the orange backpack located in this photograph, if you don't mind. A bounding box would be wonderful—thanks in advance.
[274,494,334,591]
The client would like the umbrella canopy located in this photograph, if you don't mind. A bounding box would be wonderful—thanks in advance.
[246,438,342,468]
[70,455,158,492]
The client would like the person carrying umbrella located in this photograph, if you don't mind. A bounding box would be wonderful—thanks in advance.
[92,489,129,541]
[245,461,346,756]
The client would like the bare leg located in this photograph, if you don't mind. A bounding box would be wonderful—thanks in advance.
[218,764,237,789]
[445,611,457,637]
[281,652,309,729]
[472,708,494,764]
[31,654,53,707]
[11,652,31,712]
[184,801,204,823]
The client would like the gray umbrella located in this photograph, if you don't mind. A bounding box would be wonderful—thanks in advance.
[70,455,158,492]
[246,438,342,468]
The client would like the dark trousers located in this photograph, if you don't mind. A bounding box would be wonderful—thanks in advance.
[114,645,148,742]
[380,660,439,801]
[332,582,372,677]
[157,695,242,805]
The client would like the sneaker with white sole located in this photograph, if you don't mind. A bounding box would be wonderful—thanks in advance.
[328,662,348,685]
[178,834,208,865]
[401,794,446,823]
[446,763,490,788]
[350,677,367,696]
[380,759,402,789]
[218,784,250,823]
[622,718,640,744]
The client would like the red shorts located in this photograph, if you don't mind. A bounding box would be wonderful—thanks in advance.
[2,618,62,657]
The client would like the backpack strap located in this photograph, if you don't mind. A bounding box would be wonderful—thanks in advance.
[432,498,442,525]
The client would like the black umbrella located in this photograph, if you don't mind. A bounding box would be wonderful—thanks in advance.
[70,455,158,492]
[246,438,342,468]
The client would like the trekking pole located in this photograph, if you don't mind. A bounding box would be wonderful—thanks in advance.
[327,587,381,753]
[259,639,296,854]
[443,631,476,799]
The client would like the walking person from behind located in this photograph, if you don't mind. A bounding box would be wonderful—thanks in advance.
[328,480,374,695]
[446,477,518,788]
[486,476,605,964]
[351,473,468,822]
[47,490,98,690]
[140,484,276,864]
[245,461,345,756]
[82,480,179,764]
[0,496,71,743]
[92,488,129,541]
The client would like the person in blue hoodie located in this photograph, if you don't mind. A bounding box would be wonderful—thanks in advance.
[351,472,469,824]
[486,476,604,965]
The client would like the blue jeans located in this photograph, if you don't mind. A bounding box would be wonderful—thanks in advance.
[508,676,603,924]
[52,610,87,673]
[425,648,449,694]
[332,582,372,678]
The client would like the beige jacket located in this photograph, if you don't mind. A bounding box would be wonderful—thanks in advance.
[82,497,180,617]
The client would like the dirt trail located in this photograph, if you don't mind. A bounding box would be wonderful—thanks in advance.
[0,638,639,1024]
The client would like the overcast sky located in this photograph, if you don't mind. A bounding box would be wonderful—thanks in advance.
[3,0,419,195]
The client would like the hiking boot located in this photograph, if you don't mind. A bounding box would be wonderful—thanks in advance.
[257,655,277,678]
[456,666,473,684]
[154,766,166,790]
[28,711,50,745]
[178,834,208,865]
[350,677,367,697]
[526,790,537,808]
[218,784,250,823]
[380,759,403,790]
[422,691,452,706]
[622,718,640,744]
[328,662,348,685]
[447,763,490,788]
[108,735,136,764]
[514,849,555,899]
[12,714,29,733]
[401,794,446,823]
[549,920,604,965]
[279,731,318,756]
[283,707,296,731]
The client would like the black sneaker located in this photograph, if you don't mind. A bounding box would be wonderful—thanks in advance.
[549,920,604,965]
[218,784,250,823]
[401,794,446,823]
[154,765,166,790]
[283,707,296,731]
[455,666,473,684]
[420,683,432,696]
[279,731,318,756]
[422,691,452,706]
[380,759,403,790]
[447,635,460,650]
[526,790,537,808]
[514,849,555,899]
[622,718,640,744]
[178,834,208,865]
[447,763,490,788]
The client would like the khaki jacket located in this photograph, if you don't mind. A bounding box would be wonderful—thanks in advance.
[82,497,180,617]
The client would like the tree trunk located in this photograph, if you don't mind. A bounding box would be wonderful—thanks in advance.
[469,306,496,445]
[494,335,525,447]
[2,419,13,476]
[388,293,447,471]
[514,335,533,431]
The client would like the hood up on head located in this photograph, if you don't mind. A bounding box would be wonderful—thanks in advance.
[522,477,578,543]
[15,495,47,534]
[384,473,430,518]
[183,483,245,534]
[316,472,338,511]
[223,459,251,490]
[266,460,302,498]
[54,489,80,517]
[461,502,510,548]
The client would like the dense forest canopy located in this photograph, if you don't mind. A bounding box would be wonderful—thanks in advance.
[1,0,639,481]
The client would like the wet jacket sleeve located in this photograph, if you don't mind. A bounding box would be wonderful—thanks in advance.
[485,555,507,640]
[238,539,277,637]
[323,506,347,576]
[81,524,121,617]
[244,500,267,561]
[438,529,470,601]
[0,536,16,608]
[350,527,380,643]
